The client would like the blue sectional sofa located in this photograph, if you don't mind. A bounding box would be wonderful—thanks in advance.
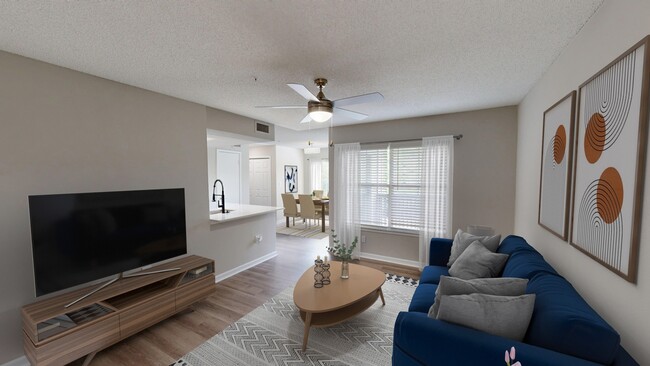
[393,235,638,366]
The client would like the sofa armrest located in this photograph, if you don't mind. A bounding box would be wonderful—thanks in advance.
[393,312,602,366]
[429,238,452,266]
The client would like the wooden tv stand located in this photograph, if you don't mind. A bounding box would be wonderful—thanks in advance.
[21,255,216,366]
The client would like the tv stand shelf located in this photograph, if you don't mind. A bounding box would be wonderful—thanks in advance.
[22,255,216,366]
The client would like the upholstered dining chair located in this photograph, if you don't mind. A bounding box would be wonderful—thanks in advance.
[281,193,300,227]
[312,190,324,199]
[298,194,320,227]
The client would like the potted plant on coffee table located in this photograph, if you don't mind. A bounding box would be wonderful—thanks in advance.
[327,231,358,279]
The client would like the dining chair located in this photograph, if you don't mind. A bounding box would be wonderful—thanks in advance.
[313,190,324,199]
[281,193,300,227]
[299,194,320,227]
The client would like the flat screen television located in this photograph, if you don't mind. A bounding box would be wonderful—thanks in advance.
[28,188,187,297]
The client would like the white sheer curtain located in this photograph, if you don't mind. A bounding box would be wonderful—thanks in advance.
[310,159,322,191]
[419,136,454,269]
[333,143,361,258]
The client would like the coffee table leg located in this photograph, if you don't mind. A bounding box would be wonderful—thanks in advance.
[378,287,385,306]
[302,312,312,351]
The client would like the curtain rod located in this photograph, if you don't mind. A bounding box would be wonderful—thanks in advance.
[359,134,463,145]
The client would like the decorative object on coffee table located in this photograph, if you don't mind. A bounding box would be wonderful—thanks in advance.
[327,231,358,279]
[321,257,331,285]
[314,256,324,288]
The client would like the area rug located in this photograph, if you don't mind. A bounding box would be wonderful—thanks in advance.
[276,220,330,239]
[172,274,417,366]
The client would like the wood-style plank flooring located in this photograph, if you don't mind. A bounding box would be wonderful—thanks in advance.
[86,234,420,366]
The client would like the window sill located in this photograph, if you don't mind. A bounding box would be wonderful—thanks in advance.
[361,225,419,237]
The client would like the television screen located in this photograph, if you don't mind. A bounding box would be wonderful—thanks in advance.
[29,188,187,296]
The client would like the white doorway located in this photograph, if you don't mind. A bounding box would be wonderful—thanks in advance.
[249,157,272,206]
[216,150,241,204]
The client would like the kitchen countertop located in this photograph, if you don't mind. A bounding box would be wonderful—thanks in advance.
[209,203,282,224]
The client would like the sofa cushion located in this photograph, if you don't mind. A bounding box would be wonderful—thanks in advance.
[449,241,509,280]
[497,235,539,256]
[420,265,449,285]
[437,293,536,341]
[525,273,620,364]
[448,229,501,266]
[408,283,438,313]
[501,250,559,279]
[429,276,529,318]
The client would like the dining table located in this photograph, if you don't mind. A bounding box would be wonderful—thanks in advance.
[295,197,329,232]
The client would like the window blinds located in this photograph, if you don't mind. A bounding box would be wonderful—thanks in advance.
[359,142,423,231]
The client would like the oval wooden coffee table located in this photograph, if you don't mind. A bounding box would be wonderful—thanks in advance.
[293,262,385,351]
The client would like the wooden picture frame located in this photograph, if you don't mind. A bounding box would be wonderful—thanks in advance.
[538,91,576,240]
[284,165,298,193]
[570,36,650,283]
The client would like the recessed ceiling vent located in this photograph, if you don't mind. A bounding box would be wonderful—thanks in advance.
[255,121,270,134]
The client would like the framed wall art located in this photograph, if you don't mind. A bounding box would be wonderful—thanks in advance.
[571,36,650,282]
[539,91,576,240]
[284,165,298,193]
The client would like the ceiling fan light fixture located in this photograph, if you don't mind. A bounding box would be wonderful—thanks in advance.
[309,110,332,122]
[308,99,333,123]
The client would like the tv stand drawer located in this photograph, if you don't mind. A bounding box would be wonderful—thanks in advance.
[119,292,176,339]
[176,275,216,310]
[27,315,119,366]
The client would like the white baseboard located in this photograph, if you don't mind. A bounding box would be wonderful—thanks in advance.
[1,356,28,366]
[360,252,420,269]
[214,251,278,283]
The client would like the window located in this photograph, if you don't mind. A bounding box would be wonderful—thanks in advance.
[359,142,426,232]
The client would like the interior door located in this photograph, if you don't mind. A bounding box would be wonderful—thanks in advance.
[216,150,241,204]
[249,157,272,206]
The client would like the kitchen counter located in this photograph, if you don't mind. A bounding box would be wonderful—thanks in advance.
[210,203,282,224]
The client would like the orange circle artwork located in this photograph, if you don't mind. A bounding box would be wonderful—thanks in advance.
[552,125,566,164]
[584,112,606,164]
[596,167,624,224]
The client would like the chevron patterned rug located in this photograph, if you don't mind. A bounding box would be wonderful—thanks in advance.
[172,274,416,366]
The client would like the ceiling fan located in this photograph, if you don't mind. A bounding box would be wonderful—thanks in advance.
[256,78,383,124]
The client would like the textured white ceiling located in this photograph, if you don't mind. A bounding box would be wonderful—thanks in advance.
[0,1,602,131]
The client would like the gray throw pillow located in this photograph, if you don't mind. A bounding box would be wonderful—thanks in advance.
[437,293,536,341]
[428,276,529,319]
[449,241,509,280]
[447,229,501,266]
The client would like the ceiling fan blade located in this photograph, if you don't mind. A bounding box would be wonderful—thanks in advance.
[299,115,312,124]
[288,83,319,102]
[333,92,384,108]
[255,105,306,109]
[334,107,368,120]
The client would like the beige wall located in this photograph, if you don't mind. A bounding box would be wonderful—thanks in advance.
[206,107,275,141]
[331,106,518,262]
[515,1,650,363]
[0,50,276,363]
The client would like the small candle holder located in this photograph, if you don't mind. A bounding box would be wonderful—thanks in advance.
[321,262,331,285]
[314,258,324,288]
